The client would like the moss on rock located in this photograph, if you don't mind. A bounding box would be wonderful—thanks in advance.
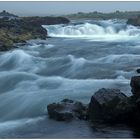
[0,16,70,51]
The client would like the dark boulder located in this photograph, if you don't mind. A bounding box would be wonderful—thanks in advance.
[88,88,127,123]
[136,68,140,73]
[47,99,87,121]
[113,76,140,125]
[47,76,140,126]
[130,76,140,95]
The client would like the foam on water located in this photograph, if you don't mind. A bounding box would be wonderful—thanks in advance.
[68,54,86,70]
[0,39,134,122]
[0,116,45,133]
[0,50,32,65]
[43,20,140,41]
[0,72,130,121]
[0,19,139,137]
[0,49,47,72]
[94,54,140,64]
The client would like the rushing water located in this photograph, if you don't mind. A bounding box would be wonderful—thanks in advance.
[0,19,140,138]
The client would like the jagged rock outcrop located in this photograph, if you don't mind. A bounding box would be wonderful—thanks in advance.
[0,12,70,51]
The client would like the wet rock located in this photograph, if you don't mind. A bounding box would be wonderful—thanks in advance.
[47,99,87,121]
[47,76,140,126]
[47,103,73,121]
[130,76,140,95]
[127,76,140,125]
[136,68,140,73]
[88,88,127,123]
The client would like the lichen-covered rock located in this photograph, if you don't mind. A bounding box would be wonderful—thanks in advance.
[47,99,87,121]
[0,15,70,51]
[88,88,127,123]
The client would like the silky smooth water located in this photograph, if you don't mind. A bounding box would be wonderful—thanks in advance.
[0,19,140,138]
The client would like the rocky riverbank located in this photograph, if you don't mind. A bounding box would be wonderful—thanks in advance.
[47,75,140,128]
[0,11,70,51]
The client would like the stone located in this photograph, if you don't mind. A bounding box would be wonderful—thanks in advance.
[136,68,140,73]
[88,88,127,123]
[47,99,87,121]
[47,103,73,121]
[130,76,140,95]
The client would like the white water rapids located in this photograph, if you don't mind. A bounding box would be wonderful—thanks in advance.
[43,19,140,41]
[0,19,140,138]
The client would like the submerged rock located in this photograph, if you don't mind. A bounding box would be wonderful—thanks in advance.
[88,88,127,123]
[47,99,87,121]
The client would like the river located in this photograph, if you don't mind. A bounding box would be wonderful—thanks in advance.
[0,19,140,138]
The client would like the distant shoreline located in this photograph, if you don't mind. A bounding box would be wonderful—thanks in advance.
[64,11,140,20]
